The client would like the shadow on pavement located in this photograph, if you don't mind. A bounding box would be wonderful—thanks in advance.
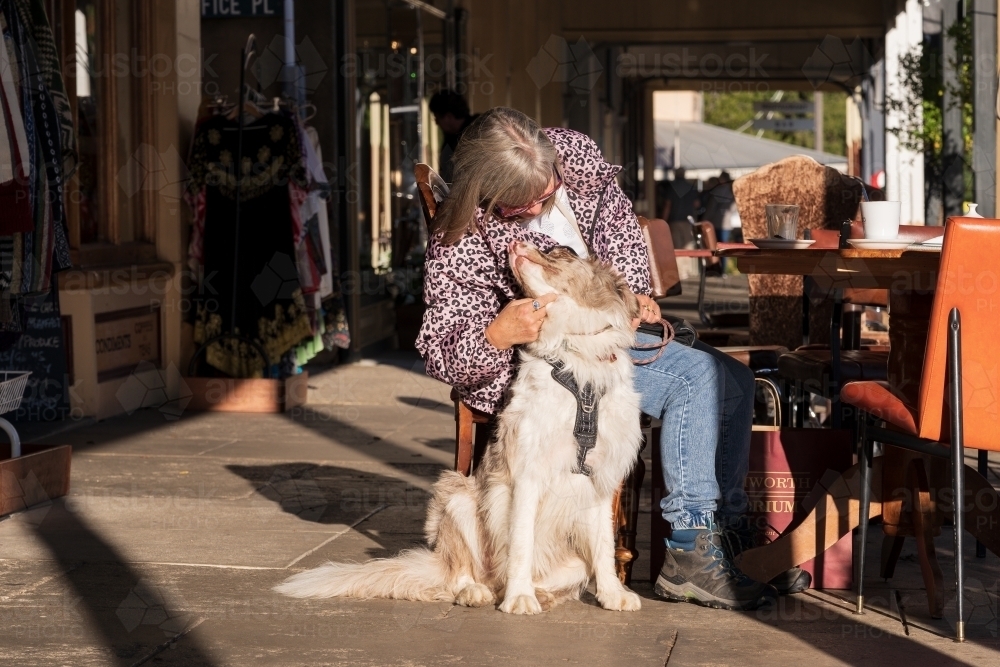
[31,508,219,666]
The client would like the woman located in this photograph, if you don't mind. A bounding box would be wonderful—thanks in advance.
[416,108,792,610]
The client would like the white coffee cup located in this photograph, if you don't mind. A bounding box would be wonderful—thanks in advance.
[860,201,901,240]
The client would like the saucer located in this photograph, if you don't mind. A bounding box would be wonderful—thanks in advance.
[847,239,914,250]
[749,238,817,250]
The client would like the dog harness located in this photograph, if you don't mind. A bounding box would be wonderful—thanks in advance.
[547,359,603,476]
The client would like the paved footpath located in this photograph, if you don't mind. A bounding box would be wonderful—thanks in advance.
[0,353,997,666]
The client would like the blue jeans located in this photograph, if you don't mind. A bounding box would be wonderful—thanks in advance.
[630,336,754,530]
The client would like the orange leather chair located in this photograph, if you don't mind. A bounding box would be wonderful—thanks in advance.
[842,216,1000,642]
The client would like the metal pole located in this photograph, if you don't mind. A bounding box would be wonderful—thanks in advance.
[0,418,21,458]
[856,414,872,614]
[284,0,296,101]
[642,85,655,216]
[445,0,456,90]
[232,36,256,336]
[416,7,424,163]
[814,91,824,152]
[977,449,989,557]
[949,307,966,642]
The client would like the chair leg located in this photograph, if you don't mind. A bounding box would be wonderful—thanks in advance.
[649,425,667,582]
[879,534,905,580]
[977,449,988,558]
[830,290,843,429]
[794,383,807,428]
[697,260,710,326]
[455,401,475,476]
[614,456,645,585]
[948,307,966,642]
[909,459,945,619]
[855,414,873,614]
[472,420,492,472]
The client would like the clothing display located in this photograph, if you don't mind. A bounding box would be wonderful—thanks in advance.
[186,103,350,377]
[0,0,74,328]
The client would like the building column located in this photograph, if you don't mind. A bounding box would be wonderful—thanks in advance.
[885,0,926,223]
[972,0,998,217]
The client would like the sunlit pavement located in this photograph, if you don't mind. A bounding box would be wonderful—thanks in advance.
[0,353,997,666]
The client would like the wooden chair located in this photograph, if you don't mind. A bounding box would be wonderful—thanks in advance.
[414,163,664,584]
[841,216,1000,641]
[690,220,750,330]
[731,156,865,351]
[778,223,942,428]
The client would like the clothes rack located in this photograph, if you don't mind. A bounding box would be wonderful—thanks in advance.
[187,34,272,377]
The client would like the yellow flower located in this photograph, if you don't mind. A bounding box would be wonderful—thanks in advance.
[269,125,284,142]
[208,129,221,145]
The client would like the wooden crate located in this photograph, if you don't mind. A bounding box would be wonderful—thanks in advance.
[183,372,308,413]
[0,444,72,517]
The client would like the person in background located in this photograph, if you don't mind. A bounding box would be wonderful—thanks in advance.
[701,171,736,241]
[661,167,699,223]
[429,90,477,183]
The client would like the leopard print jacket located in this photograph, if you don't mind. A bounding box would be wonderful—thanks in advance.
[416,128,651,414]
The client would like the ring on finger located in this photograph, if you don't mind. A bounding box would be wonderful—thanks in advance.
[532,300,541,311]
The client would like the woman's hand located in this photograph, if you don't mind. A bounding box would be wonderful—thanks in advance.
[485,294,558,350]
[632,293,661,331]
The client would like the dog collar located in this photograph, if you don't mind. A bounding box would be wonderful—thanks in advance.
[546,358,603,476]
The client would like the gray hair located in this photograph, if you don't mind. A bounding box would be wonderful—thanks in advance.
[433,107,560,244]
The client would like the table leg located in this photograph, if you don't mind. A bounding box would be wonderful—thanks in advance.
[738,460,882,585]
[909,458,945,618]
[977,449,989,558]
[880,535,905,579]
[963,464,1000,557]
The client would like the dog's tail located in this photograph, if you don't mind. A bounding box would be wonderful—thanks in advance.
[273,548,453,601]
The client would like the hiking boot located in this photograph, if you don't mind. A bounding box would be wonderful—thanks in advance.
[719,515,811,595]
[654,523,778,610]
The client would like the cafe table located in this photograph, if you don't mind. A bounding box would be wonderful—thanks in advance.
[718,244,1000,614]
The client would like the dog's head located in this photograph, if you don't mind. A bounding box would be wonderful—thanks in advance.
[508,241,639,357]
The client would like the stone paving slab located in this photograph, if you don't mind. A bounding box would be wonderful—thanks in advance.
[0,354,996,666]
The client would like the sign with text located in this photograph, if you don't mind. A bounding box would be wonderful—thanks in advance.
[95,307,161,383]
[0,289,70,421]
[752,117,815,132]
[201,0,280,18]
[752,101,814,114]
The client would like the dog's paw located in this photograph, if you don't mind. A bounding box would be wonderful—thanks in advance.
[455,583,495,608]
[533,588,556,612]
[498,593,543,615]
[598,587,642,612]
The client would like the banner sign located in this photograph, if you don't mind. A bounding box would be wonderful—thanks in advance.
[752,101,814,114]
[201,0,280,18]
[752,118,815,132]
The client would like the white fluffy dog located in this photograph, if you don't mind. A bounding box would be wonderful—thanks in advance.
[275,241,644,614]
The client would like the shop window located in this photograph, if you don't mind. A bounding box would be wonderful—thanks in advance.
[48,0,153,259]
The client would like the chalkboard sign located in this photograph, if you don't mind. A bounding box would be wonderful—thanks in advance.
[201,0,281,18]
[0,289,71,422]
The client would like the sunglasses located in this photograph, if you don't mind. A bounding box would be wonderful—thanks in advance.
[494,170,563,221]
